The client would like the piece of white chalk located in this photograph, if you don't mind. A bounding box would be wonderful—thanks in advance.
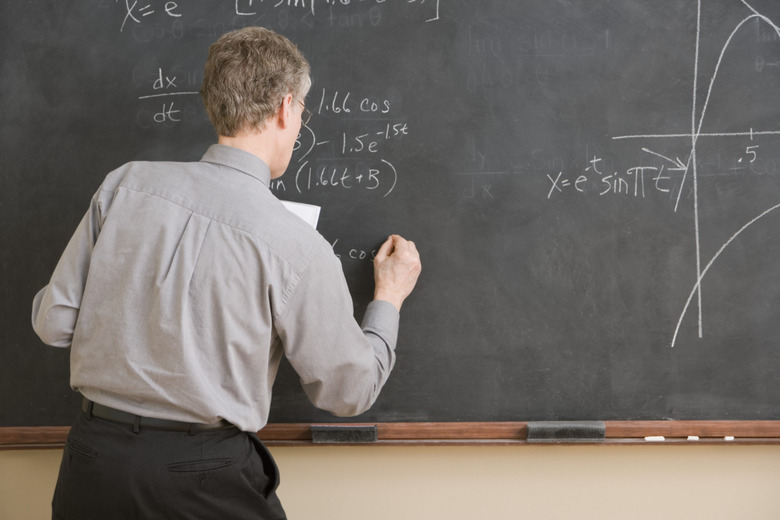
[644,436,665,441]
[724,436,735,441]
[687,435,699,441]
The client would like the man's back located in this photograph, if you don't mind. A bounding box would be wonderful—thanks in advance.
[36,144,396,431]
[81,144,320,426]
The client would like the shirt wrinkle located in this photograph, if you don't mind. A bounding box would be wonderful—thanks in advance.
[188,219,211,287]
[274,244,318,321]
[162,211,195,281]
[112,182,307,283]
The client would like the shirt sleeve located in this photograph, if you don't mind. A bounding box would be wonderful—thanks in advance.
[274,243,400,417]
[31,190,104,347]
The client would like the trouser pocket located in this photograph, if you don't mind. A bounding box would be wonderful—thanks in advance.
[249,433,281,496]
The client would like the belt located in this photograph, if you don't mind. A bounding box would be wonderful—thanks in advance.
[82,399,235,432]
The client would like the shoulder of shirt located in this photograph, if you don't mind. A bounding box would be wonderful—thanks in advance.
[96,158,336,272]
[98,159,185,191]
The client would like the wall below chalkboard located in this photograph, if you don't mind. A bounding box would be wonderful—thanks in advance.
[4,445,780,520]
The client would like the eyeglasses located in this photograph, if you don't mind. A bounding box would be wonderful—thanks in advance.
[297,99,312,127]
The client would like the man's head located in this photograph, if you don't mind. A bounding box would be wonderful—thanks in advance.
[201,27,311,137]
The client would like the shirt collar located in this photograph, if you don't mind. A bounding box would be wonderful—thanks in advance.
[200,144,271,187]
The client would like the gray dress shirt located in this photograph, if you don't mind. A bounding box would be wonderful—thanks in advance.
[31,144,399,432]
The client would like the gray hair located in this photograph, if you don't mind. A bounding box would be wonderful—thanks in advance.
[200,27,311,136]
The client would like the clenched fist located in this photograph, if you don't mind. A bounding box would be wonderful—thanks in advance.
[373,235,422,311]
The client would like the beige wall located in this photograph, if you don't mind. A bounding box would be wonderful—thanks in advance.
[2,444,780,519]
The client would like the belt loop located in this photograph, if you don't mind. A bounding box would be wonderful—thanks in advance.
[86,400,94,420]
[133,415,141,434]
[188,423,198,436]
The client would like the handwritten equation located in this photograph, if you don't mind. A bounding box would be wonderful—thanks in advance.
[234,0,439,23]
[329,238,378,264]
[114,0,439,35]
[275,87,409,198]
[544,143,775,204]
[118,0,182,33]
[133,65,201,128]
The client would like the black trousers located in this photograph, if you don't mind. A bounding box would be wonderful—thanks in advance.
[52,410,286,520]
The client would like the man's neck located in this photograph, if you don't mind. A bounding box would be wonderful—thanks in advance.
[218,132,266,159]
[218,130,287,178]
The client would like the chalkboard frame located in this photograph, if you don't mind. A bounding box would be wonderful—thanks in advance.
[2,422,780,449]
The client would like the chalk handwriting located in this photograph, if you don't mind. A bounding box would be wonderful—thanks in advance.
[330,239,378,263]
[235,0,440,23]
[316,88,391,116]
[120,0,182,32]
[451,136,511,202]
[113,0,439,32]
[272,87,409,198]
[292,159,398,197]
[545,150,678,201]
[136,66,200,126]
[340,124,409,155]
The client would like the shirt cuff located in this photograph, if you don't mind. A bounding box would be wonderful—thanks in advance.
[361,300,400,349]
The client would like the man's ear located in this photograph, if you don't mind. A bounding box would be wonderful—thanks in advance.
[277,93,295,129]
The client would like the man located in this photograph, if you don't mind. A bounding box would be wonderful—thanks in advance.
[32,26,421,519]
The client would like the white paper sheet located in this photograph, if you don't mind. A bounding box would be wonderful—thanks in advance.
[280,200,321,229]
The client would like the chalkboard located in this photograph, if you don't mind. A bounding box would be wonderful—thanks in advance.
[3,0,780,431]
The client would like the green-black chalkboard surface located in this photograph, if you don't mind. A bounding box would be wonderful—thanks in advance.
[3,0,780,444]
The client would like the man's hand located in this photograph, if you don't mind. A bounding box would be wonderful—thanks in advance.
[373,235,422,312]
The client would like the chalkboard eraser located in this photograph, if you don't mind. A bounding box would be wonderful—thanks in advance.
[311,425,378,444]
[526,421,606,443]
